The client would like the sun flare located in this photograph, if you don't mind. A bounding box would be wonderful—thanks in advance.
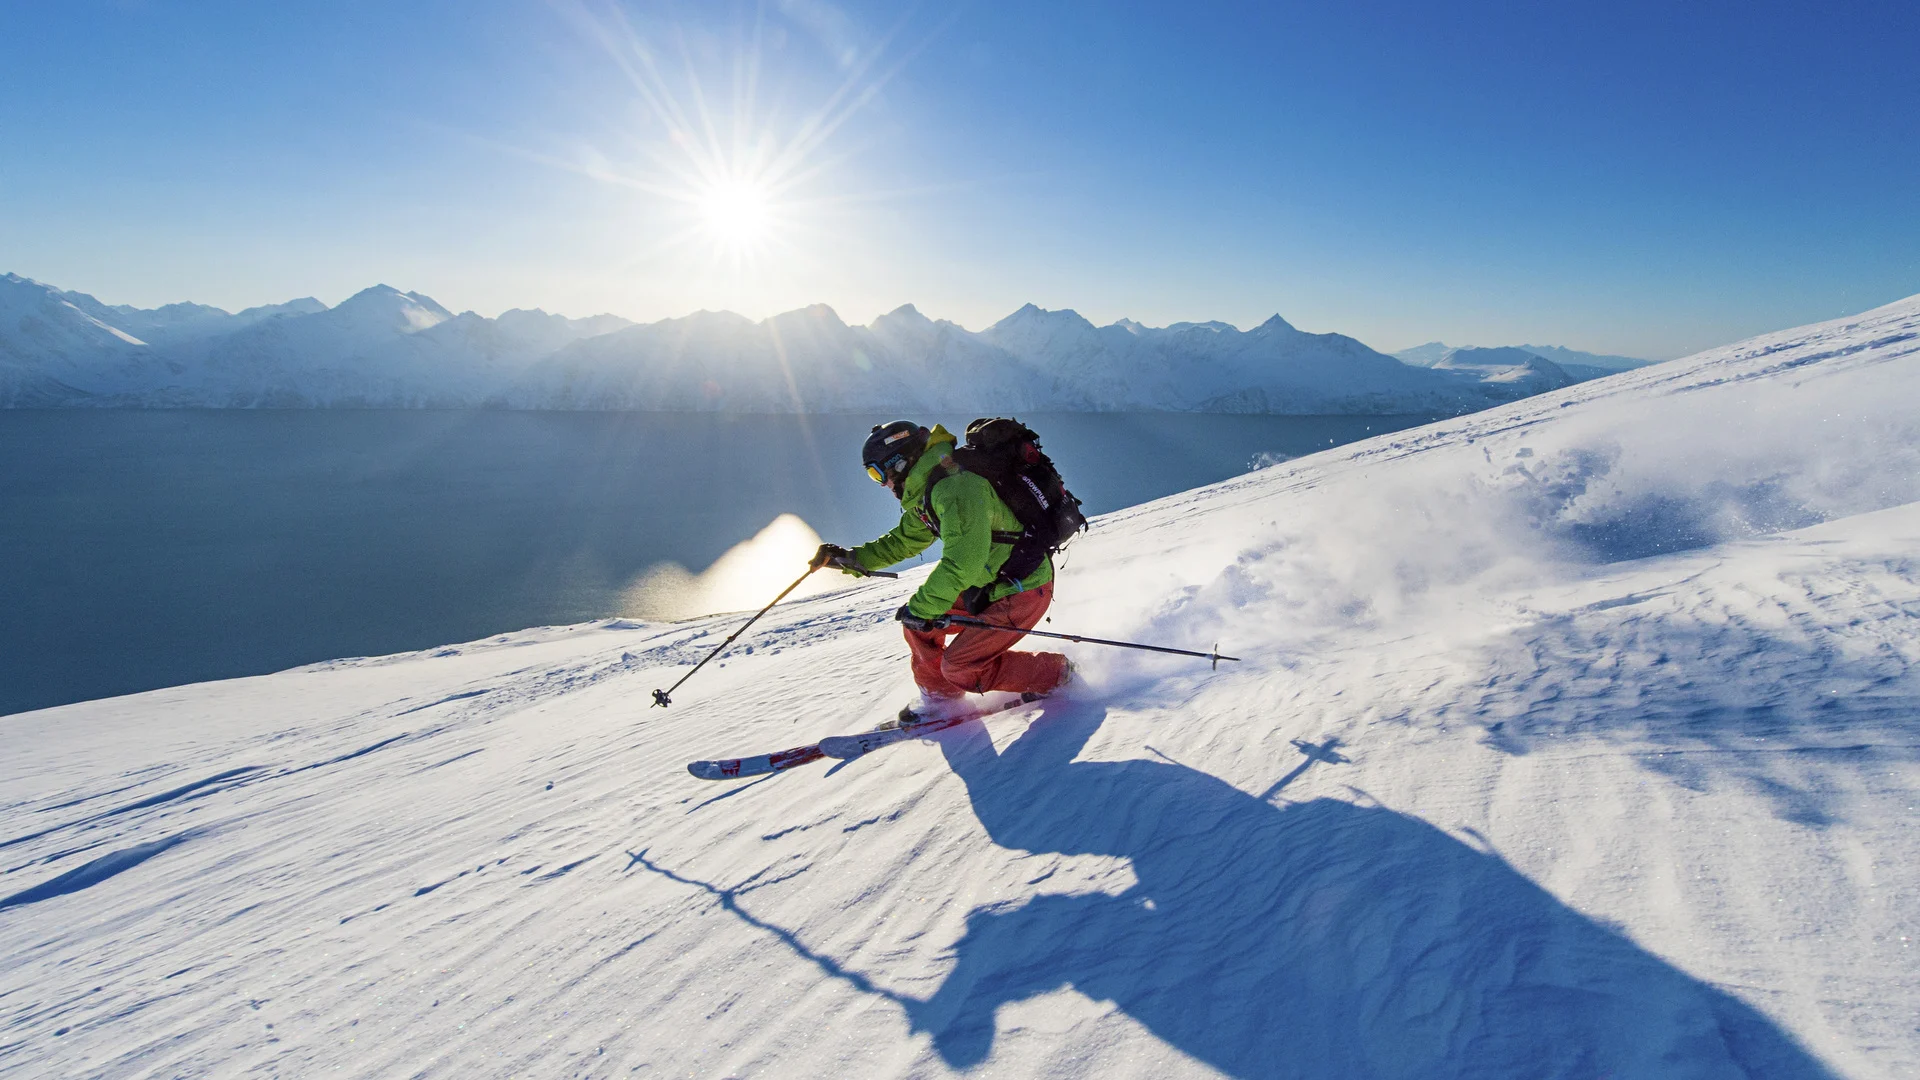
[697,181,773,248]
[620,513,829,619]
[558,3,904,277]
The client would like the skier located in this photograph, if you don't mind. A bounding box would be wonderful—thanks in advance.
[813,421,1071,721]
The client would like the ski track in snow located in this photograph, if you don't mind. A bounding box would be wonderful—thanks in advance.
[3,297,1919,1077]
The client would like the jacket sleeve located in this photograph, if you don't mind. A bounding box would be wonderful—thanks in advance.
[907,475,997,618]
[851,503,936,573]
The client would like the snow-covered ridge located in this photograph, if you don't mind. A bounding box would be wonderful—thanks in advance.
[1396,339,1657,384]
[503,300,1505,413]
[5,271,1639,412]
[3,294,1917,1076]
[0,274,637,408]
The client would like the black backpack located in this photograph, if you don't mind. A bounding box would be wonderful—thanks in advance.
[926,417,1087,598]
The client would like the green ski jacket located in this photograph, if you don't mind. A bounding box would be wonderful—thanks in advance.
[850,424,1053,618]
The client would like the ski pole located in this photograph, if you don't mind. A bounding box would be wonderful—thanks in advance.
[651,561,897,707]
[946,615,1241,669]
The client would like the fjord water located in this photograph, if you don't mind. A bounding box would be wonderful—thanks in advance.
[0,410,1438,715]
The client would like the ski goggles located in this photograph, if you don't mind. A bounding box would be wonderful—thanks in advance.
[865,453,907,486]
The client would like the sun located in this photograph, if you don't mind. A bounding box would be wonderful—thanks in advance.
[697,181,773,249]
[553,3,903,272]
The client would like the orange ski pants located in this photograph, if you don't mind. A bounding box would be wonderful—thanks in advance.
[905,582,1068,697]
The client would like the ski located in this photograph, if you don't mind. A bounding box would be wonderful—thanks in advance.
[685,693,1044,781]
[686,741,827,781]
[819,692,1043,761]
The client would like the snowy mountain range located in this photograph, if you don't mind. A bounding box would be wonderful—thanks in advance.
[0,274,633,408]
[4,292,1916,1077]
[3,272,1635,413]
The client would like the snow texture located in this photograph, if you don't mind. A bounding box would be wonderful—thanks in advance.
[7,272,1586,413]
[2,294,1918,1077]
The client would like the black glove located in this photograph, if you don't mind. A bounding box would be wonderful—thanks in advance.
[810,543,861,574]
[896,604,951,632]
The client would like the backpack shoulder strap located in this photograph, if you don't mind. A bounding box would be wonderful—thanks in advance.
[918,456,959,532]
[922,458,1024,545]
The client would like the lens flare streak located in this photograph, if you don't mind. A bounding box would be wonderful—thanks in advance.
[549,0,930,271]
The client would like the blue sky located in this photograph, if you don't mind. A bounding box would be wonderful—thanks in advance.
[2,0,1915,358]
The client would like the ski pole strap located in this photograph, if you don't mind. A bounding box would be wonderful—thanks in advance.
[945,615,1242,668]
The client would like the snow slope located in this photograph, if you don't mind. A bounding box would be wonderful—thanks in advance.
[3,295,1918,1078]
[0,273,146,404]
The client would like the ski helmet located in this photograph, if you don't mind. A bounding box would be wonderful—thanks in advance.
[862,421,928,490]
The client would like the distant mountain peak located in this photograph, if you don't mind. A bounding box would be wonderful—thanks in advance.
[872,303,936,334]
[1438,346,1551,367]
[768,303,848,332]
[0,271,150,350]
[333,285,453,333]
[666,309,758,333]
[1395,341,1654,375]
[986,303,1098,336]
[236,297,327,321]
[1512,343,1656,372]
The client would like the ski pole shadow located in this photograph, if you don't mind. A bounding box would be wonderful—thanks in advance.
[915,699,1836,1078]
[1259,736,1349,800]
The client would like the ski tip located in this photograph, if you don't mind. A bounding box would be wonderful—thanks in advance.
[687,761,728,780]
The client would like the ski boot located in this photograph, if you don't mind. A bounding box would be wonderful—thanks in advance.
[880,691,970,730]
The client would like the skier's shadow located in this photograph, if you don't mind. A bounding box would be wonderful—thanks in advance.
[916,700,1835,1078]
